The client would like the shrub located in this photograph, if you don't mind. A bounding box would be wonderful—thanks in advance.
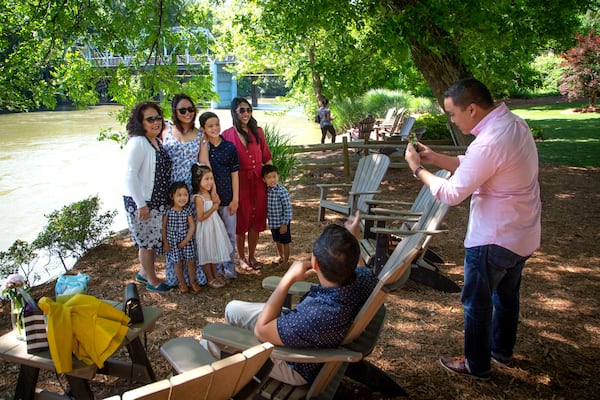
[33,195,117,270]
[263,123,299,184]
[559,30,600,107]
[414,114,453,141]
[0,240,37,286]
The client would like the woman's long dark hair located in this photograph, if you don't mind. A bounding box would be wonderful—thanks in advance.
[171,93,197,134]
[230,97,260,145]
[126,102,164,138]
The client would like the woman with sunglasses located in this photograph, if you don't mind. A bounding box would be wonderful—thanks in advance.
[222,97,273,271]
[162,93,210,194]
[162,94,210,288]
[123,102,172,292]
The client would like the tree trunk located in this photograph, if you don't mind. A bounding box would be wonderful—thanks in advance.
[406,37,475,146]
[309,47,324,106]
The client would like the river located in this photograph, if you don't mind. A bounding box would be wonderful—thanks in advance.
[0,103,322,282]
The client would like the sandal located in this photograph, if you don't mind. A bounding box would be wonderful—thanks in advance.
[249,258,263,270]
[208,279,225,289]
[191,282,202,292]
[179,284,190,294]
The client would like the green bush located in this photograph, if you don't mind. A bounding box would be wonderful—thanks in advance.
[263,123,299,185]
[33,195,117,270]
[414,114,453,141]
[0,240,37,285]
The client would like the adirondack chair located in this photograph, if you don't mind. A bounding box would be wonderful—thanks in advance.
[317,153,390,221]
[361,170,460,293]
[117,342,274,400]
[201,231,428,399]
[377,107,396,131]
[349,114,376,141]
[397,116,416,141]
[379,108,405,138]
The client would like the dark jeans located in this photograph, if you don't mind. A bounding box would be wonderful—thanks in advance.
[462,245,529,375]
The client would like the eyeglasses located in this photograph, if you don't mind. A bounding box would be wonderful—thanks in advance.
[177,106,196,115]
[237,107,252,114]
[144,115,163,123]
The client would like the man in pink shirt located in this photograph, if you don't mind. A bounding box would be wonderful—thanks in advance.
[405,78,541,380]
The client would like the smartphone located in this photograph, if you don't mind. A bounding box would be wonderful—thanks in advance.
[408,132,419,150]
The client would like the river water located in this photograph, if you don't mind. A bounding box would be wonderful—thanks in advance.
[0,103,322,282]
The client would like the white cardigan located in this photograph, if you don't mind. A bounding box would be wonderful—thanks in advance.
[123,136,157,208]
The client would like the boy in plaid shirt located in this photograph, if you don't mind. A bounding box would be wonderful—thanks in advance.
[262,165,292,266]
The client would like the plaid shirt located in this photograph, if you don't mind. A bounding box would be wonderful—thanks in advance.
[266,183,292,229]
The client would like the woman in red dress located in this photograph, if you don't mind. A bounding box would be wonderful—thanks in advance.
[222,97,272,271]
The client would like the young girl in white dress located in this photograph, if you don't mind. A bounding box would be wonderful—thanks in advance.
[191,163,233,288]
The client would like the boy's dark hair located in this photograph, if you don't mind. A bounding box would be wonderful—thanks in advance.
[443,78,494,110]
[166,181,189,206]
[199,111,219,128]
[313,224,359,286]
[262,164,278,177]
[191,163,212,195]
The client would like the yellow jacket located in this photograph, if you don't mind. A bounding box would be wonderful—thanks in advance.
[38,294,130,373]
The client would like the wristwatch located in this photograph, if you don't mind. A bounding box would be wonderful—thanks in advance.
[413,166,425,179]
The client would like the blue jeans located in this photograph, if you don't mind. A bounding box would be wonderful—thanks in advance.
[462,245,529,376]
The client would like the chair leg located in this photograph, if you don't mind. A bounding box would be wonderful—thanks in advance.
[345,360,408,397]
[318,206,325,221]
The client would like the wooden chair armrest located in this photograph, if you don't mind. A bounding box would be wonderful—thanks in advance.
[370,227,448,235]
[202,324,362,363]
[365,199,413,207]
[360,214,421,223]
[348,190,380,196]
[368,208,423,217]
[262,276,316,295]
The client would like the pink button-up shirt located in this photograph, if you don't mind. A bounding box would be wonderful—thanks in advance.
[429,103,541,256]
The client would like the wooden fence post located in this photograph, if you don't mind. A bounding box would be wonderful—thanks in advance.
[342,137,350,178]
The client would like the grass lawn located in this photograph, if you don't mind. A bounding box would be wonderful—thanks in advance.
[512,100,600,167]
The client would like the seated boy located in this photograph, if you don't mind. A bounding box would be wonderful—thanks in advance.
[204,212,378,385]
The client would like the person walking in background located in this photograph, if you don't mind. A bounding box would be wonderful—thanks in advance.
[123,102,172,293]
[318,98,336,144]
[199,111,240,280]
[262,165,292,267]
[162,93,209,193]
[405,77,541,380]
[222,97,273,272]
[162,182,201,293]
[191,164,232,289]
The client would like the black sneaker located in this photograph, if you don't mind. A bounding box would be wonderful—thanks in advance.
[491,353,512,366]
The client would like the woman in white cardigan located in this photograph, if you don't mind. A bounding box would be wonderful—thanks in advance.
[123,102,172,292]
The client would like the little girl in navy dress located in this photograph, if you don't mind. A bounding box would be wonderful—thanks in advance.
[162,182,201,293]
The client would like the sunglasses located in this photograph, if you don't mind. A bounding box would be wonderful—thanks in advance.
[144,115,163,123]
[237,107,252,114]
[177,106,196,115]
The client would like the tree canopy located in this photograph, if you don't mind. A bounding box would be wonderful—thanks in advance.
[0,0,598,115]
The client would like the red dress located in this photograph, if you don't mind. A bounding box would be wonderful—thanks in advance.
[222,126,272,235]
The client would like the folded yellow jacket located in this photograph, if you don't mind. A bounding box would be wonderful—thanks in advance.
[38,294,130,373]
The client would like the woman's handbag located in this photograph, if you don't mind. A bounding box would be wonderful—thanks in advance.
[123,283,144,325]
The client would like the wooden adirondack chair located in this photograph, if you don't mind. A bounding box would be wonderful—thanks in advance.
[117,342,274,400]
[201,232,428,399]
[361,170,460,292]
[377,107,396,131]
[317,153,390,221]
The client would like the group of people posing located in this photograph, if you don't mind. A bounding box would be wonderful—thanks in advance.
[122,77,541,386]
[123,95,293,293]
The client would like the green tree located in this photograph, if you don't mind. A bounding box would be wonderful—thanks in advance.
[559,30,600,108]
[0,240,37,286]
[0,0,216,116]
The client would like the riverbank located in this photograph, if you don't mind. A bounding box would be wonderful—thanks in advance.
[1,161,599,399]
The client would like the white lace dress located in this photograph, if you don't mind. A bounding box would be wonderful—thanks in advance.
[194,195,233,265]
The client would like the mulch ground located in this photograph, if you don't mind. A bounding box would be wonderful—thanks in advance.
[1,152,599,399]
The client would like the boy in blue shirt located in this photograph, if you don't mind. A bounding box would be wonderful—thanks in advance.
[262,165,292,267]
